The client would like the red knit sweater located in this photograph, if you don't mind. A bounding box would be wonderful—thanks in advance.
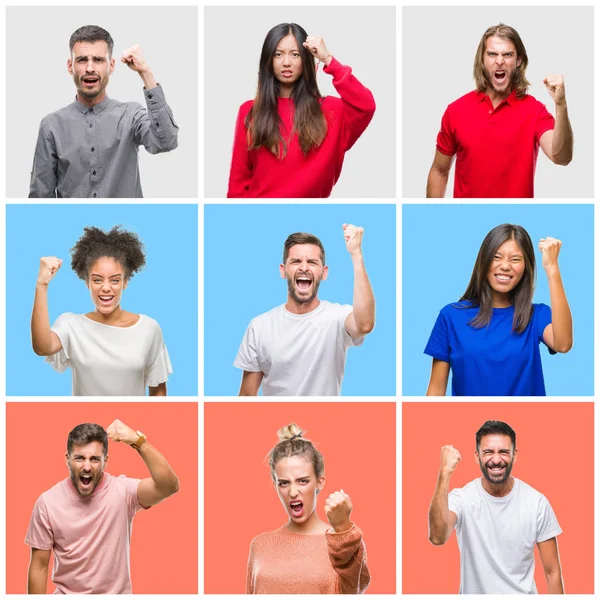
[227,57,376,198]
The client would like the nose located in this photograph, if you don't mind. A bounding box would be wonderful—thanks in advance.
[85,59,95,73]
[282,54,291,67]
[289,483,299,498]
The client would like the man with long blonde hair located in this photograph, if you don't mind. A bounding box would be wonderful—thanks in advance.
[427,23,573,198]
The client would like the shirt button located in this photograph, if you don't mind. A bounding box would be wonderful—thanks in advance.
[91,147,95,152]
[92,193,97,198]
[148,93,153,99]
[92,170,97,175]
[489,110,492,114]
[89,123,93,128]
[155,121,160,126]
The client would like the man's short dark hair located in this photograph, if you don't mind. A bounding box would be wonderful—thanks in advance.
[69,25,114,58]
[283,232,326,264]
[67,423,108,457]
[475,420,516,451]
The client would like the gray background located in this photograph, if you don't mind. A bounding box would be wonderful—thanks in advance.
[204,6,396,198]
[402,6,594,198]
[6,6,198,198]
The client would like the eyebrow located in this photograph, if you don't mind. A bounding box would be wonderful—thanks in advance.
[73,454,102,459]
[90,273,123,278]
[76,54,106,60]
[275,47,300,52]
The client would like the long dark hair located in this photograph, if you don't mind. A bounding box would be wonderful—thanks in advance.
[460,224,536,333]
[246,23,327,158]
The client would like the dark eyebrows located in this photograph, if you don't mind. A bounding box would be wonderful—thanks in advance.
[73,454,102,459]
[90,273,123,278]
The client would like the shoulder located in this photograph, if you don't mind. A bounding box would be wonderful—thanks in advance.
[38,478,71,506]
[321,300,353,317]
[439,301,474,315]
[514,478,547,502]
[52,312,80,326]
[249,528,286,551]
[445,90,481,112]
[320,95,343,111]
[532,302,551,313]
[238,99,254,118]
[450,478,480,498]
[40,103,76,124]
[248,305,284,327]
[138,314,162,331]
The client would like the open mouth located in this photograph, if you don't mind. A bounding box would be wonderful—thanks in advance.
[494,70,506,83]
[494,274,512,285]
[80,474,93,487]
[289,500,304,517]
[295,276,313,293]
[98,295,114,305]
[82,76,100,85]
[487,464,507,476]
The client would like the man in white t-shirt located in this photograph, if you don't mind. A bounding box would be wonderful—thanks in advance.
[428,420,564,594]
[234,224,375,396]
[25,420,180,594]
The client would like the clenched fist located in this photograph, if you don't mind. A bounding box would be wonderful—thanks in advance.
[440,445,461,475]
[303,36,331,63]
[324,488,353,533]
[343,223,364,256]
[37,257,62,286]
[121,44,150,74]
[107,419,138,446]
[539,236,562,271]
[543,74,566,107]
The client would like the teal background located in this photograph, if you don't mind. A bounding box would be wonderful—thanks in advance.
[7,204,198,396]
[402,204,594,396]
[204,204,396,396]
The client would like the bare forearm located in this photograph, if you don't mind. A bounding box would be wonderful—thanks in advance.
[426,168,448,198]
[546,267,573,352]
[545,570,564,594]
[139,69,158,90]
[31,284,53,355]
[351,253,375,334]
[551,103,573,165]
[27,567,48,594]
[138,442,179,493]
[426,381,447,396]
[429,471,452,544]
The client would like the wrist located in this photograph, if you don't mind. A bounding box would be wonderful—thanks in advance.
[349,250,364,261]
[321,54,333,66]
[332,520,352,533]
[544,264,561,277]
[36,280,50,288]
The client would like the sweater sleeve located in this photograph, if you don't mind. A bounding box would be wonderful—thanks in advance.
[323,57,376,151]
[326,524,370,594]
[245,540,255,594]
[227,102,254,198]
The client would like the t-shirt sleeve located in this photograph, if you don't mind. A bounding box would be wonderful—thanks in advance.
[534,103,556,144]
[424,308,451,362]
[119,475,147,517]
[234,322,262,372]
[340,304,365,348]
[535,303,557,355]
[448,488,463,527]
[25,496,54,550]
[436,106,457,156]
[45,313,72,372]
[144,322,173,387]
[536,494,562,543]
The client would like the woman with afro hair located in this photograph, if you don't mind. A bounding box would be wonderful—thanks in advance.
[31,225,172,396]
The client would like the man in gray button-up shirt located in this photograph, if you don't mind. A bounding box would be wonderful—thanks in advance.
[29,25,178,198]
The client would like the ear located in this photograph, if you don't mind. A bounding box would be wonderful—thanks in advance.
[322,265,329,281]
[109,57,116,75]
[67,57,73,75]
[473,449,480,465]
[317,475,325,493]
[104,453,109,467]
[65,452,70,467]
[280,263,286,279]
[512,448,518,464]
[517,57,522,68]
[123,278,129,290]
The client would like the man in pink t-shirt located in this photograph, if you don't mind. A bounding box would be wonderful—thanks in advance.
[426,23,574,198]
[25,420,179,594]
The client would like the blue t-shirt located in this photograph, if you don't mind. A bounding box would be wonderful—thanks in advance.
[424,302,555,396]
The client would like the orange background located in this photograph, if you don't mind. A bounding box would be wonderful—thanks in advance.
[6,402,198,594]
[402,402,594,594]
[204,402,396,594]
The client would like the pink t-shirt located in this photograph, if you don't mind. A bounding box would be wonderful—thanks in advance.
[25,473,146,594]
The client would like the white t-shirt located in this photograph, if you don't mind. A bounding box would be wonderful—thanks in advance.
[448,477,562,594]
[46,313,172,396]
[234,301,363,396]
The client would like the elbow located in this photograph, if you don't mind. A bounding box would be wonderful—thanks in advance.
[554,338,573,353]
[166,476,180,496]
[357,319,375,336]
[428,533,446,546]
[552,154,572,167]
[32,341,50,357]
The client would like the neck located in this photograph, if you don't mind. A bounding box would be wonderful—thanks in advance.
[279,84,293,99]
[285,510,327,534]
[77,90,107,107]
[491,291,512,308]
[285,296,320,315]
[486,86,512,109]
[89,304,123,324]
[481,475,514,497]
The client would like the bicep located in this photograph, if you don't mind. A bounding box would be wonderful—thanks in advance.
[239,370,263,396]
[448,509,458,529]
[426,359,450,396]
[539,129,555,162]
[537,537,561,573]
[344,312,364,340]
[542,323,557,352]
[29,548,51,569]
[137,478,170,507]
[430,149,454,175]
[148,382,167,396]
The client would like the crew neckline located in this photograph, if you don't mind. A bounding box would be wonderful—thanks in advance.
[478,476,518,501]
[282,301,325,319]
[82,313,142,329]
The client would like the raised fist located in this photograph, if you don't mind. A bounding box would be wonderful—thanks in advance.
[37,257,62,285]
[343,223,364,255]
[539,236,562,271]
[543,74,566,106]
[324,488,353,532]
[121,44,149,73]
[440,445,461,474]
[303,36,330,62]
[106,419,138,446]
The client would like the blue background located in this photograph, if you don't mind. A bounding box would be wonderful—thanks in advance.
[402,204,594,396]
[7,204,198,396]
[204,204,396,396]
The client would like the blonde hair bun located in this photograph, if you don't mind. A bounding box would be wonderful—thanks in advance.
[277,422,304,442]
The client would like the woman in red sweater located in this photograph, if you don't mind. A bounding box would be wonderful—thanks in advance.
[228,23,376,198]
[245,423,370,594]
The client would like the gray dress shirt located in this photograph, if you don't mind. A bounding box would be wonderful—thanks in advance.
[29,85,178,198]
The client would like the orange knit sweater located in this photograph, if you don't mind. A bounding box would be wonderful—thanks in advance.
[245,523,370,594]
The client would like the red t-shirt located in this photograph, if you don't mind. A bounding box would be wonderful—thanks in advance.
[436,90,555,198]
[227,57,375,198]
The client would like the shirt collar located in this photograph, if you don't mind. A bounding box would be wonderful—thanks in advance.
[72,94,111,114]
[477,88,519,108]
